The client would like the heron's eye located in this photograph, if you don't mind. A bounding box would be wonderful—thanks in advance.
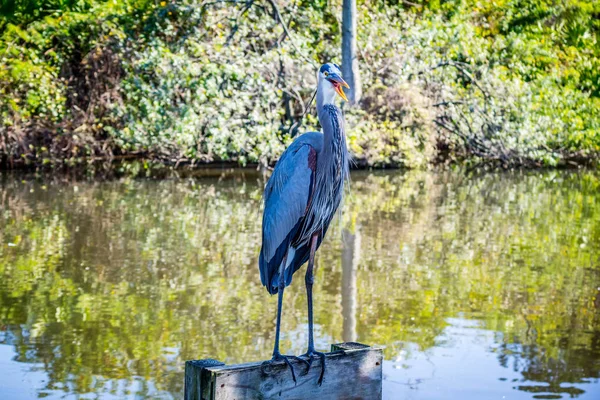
[324,71,329,77]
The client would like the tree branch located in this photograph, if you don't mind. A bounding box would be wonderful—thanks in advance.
[265,0,316,67]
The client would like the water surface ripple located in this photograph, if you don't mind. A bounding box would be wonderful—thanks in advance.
[0,169,599,399]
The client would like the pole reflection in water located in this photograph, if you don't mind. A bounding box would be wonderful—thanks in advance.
[341,227,360,343]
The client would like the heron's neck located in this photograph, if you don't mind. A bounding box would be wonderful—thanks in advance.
[316,82,345,159]
[316,83,337,116]
[317,103,346,172]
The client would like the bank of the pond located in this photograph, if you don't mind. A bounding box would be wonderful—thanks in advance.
[1,155,598,179]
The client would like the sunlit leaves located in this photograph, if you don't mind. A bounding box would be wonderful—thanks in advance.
[0,0,599,167]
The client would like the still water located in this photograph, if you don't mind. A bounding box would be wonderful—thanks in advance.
[0,168,599,399]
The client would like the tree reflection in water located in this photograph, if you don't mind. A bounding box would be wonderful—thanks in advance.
[0,169,599,399]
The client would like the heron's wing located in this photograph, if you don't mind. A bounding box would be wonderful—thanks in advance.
[260,141,317,294]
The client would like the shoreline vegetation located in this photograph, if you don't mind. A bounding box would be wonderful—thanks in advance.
[1,0,599,171]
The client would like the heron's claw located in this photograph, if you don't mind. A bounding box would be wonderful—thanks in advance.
[300,350,326,385]
[262,353,309,384]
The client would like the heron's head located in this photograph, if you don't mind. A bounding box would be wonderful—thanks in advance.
[317,63,349,104]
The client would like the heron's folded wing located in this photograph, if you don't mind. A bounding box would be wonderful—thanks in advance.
[260,143,316,289]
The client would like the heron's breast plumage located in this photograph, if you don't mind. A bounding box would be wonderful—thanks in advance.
[294,105,348,247]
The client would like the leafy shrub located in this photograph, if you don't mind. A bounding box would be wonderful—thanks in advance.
[0,0,598,168]
[347,84,436,168]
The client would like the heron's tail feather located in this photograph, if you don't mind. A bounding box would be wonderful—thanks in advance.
[259,245,298,295]
[259,249,278,295]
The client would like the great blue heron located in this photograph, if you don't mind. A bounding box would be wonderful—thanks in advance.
[259,63,350,385]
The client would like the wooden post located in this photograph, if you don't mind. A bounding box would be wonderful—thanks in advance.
[185,342,382,400]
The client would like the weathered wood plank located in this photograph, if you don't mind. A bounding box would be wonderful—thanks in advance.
[185,359,225,400]
[184,342,382,400]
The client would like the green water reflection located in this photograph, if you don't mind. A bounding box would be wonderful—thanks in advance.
[0,169,599,399]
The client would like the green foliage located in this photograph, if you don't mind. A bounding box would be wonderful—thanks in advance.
[347,84,436,167]
[0,0,598,168]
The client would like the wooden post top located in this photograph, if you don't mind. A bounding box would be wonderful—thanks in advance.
[185,342,383,400]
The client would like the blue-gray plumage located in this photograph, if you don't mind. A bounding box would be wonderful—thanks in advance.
[259,63,350,386]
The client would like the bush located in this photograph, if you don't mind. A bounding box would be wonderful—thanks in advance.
[347,84,436,168]
[0,0,598,168]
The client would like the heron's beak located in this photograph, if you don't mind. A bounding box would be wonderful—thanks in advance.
[327,73,350,102]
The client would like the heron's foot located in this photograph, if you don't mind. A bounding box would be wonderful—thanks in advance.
[300,350,326,385]
[262,353,309,384]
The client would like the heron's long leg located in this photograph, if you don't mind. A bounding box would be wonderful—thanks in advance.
[301,233,326,385]
[264,252,308,384]
[272,264,286,356]
[305,233,319,352]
